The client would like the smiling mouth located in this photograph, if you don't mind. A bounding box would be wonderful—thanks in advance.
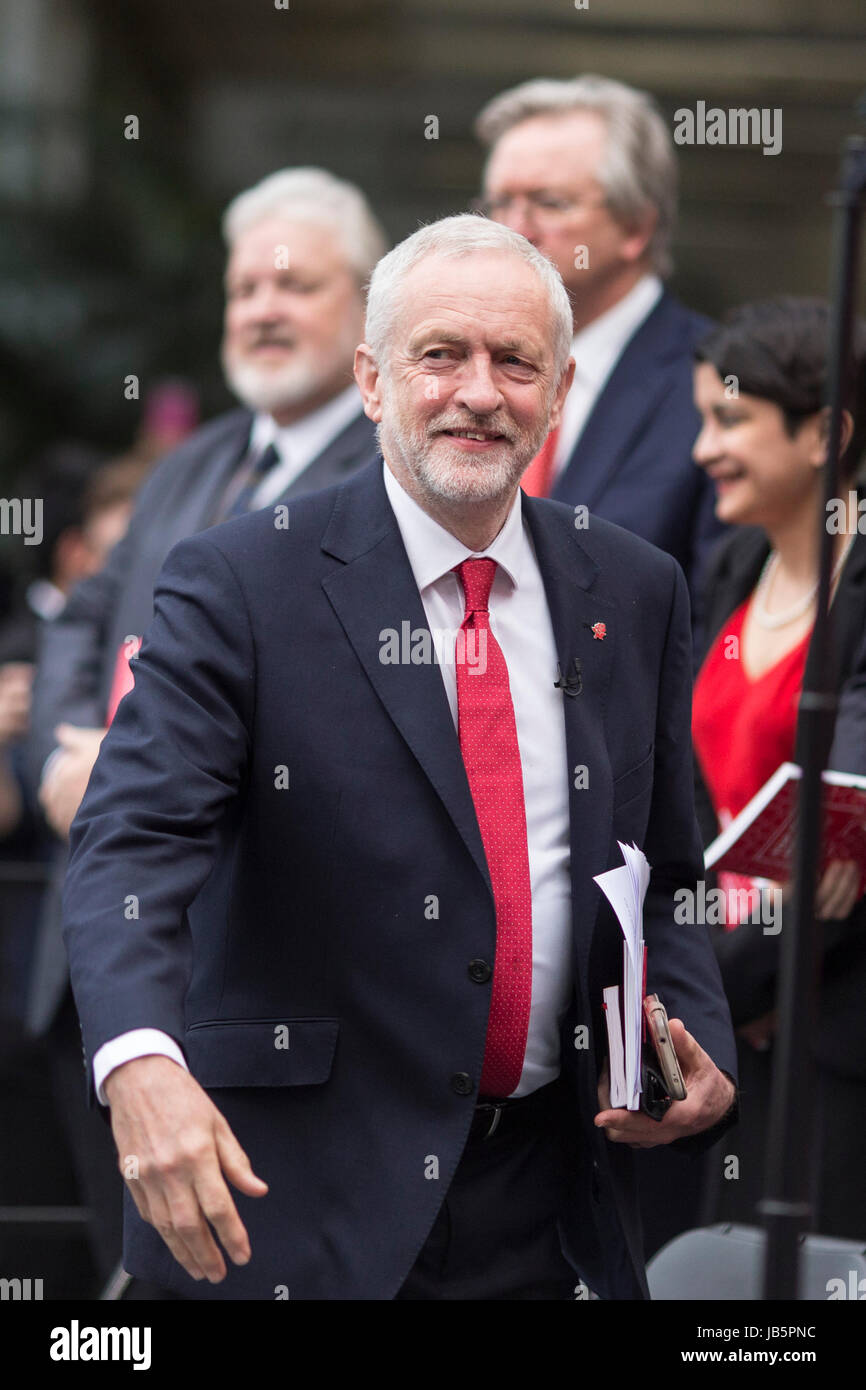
[708,468,747,485]
[439,429,508,442]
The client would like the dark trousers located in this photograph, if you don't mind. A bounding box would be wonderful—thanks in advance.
[396,1078,580,1300]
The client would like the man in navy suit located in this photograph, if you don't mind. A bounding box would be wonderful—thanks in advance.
[26,166,385,1294]
[475,74,723,613]
[62,214,737,1301]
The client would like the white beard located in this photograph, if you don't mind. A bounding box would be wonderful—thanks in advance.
[221,309,362,415]
[378,387,553,507]
[221,355,330,415]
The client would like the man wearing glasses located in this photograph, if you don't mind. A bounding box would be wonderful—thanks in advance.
[475,74,723,619]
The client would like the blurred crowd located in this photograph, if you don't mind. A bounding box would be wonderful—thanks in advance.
[1,73,864,1298]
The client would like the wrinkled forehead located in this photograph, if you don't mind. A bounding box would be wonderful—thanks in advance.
[393,250,555,349]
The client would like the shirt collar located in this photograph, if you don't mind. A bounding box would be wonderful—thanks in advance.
[27,578,66,621]
[570,274,663,389]
[382,459,528,597]
[249,383,362,461]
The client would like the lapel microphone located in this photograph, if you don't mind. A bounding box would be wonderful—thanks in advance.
[554,658,583,697]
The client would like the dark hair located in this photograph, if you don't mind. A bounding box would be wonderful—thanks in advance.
[695,297,866,481]
[17,442,107,580]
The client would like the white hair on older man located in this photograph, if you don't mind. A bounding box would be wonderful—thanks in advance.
[365,213,573,376]
[475,74,678,279]
[222,167,389,283]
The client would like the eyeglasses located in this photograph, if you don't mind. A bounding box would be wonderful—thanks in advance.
[471,190,606,221]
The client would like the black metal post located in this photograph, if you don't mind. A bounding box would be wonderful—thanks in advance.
[760,134,866,1299]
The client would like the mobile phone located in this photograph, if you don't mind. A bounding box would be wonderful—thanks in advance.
[643,994,687,1102]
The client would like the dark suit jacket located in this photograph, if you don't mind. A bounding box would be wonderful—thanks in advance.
[25,405,377,1033]
[60,458,737,1300]
[695,522,866,1080]
[551,291,723,620]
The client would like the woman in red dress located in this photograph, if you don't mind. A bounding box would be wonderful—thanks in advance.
[690,297,866,1239]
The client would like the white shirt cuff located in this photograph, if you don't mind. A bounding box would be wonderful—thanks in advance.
[93,1029,189,1106]
[40,746,63,786]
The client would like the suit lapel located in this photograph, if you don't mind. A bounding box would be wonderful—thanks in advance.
[320,463,621,973]
[320,463,492,893]
[522,497,618,982]
[182,413,253,536]
[551,293,679,510]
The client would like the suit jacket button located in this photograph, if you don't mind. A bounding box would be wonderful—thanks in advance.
[468,959,491,983]
[451,1072,474,1096]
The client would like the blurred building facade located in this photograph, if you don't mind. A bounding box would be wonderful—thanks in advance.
[1,0,864,488]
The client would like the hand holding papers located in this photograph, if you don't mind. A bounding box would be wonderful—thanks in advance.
[594,842,688,1119]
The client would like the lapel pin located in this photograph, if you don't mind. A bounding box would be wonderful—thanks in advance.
[589,622,607,641]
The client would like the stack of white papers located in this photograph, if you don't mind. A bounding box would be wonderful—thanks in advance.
[594,841,650,1111]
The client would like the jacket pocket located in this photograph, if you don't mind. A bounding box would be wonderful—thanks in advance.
[611,746,654,811]
[184,1017,339,1088]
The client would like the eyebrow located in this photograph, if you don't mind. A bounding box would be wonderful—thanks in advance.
[407,329,538,357]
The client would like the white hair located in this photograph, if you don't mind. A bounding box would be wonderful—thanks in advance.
[476,74,678,279]
[365,213,573,376]
[222,167,389,284]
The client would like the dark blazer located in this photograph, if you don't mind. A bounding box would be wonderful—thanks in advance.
[25,405,377,1034]
[551,291,723,617]
[61,458,737,1300]
[695,522,866,1080]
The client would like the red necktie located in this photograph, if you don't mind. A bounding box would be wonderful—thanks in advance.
[453,558,533,1097]
[520,425,560,498]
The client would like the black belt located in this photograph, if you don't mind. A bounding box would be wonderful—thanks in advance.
[468,1078,561,1142]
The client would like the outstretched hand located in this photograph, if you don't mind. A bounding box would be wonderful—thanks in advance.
[105,1055,268,1282]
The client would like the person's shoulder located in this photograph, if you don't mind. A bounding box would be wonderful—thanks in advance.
[184,459,368,573]
[703,524,768,590]
[135,408,252,498]
[529,495,679,588]
[181,407,252,453]
[654,289,715,345]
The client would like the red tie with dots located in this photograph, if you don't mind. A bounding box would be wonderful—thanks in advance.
[453,558,533,1098]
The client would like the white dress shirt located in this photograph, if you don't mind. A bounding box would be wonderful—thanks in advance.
[93,460,574,1103]
[553,274,663,481]
[245,383,364,507]
[27,578,66,622]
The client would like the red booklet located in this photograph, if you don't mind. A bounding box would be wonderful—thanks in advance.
[704,761,866,894]
[105,635,142,725]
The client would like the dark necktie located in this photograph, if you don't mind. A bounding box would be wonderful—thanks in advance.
[453,557,533,1097]
[222,443,281,521]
